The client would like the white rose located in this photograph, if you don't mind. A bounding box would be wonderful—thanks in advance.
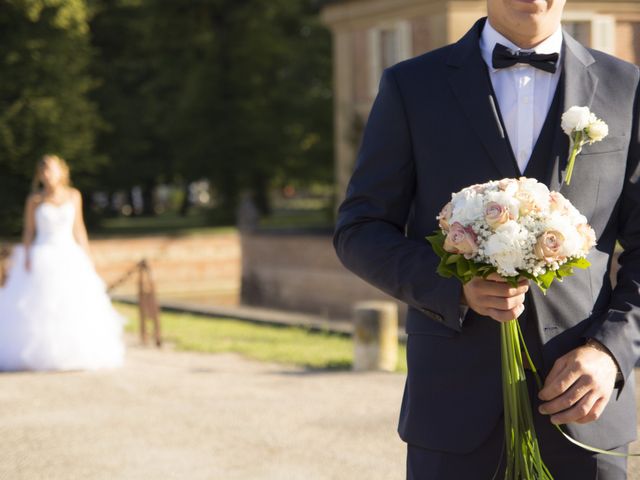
[587,119,609,143]
[484,221,528,277]
[450,188,485,226]
[561,106,592,135]
[498,178,519,196]
[543,213,583,258]
[517,178,550,214]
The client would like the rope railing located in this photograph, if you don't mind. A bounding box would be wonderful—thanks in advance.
[107,259,162,348]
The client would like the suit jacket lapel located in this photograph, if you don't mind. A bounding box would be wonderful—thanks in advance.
[446,19,519,179]
[531,33,599,354]
[548,33,598,193]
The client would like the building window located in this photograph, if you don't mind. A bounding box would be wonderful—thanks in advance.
[563,14,615,54]
[369,21,411,96]
[564,21,591,46]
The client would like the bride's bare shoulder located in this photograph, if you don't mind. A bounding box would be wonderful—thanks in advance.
[26,192,43,207]
[69,188,82,203]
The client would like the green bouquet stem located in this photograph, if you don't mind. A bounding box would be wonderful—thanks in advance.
[500,319,553,480]
[563,131,583,186]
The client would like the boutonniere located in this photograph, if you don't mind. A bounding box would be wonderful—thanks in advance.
[561,106,609,186]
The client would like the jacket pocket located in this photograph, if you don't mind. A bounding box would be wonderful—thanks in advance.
[580,135,627,155]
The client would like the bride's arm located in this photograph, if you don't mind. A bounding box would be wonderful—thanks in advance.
[72,189,92,258]
[22,196,37,271]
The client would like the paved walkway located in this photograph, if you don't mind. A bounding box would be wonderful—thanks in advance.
[1,339,639,480]
[0,339,406,480]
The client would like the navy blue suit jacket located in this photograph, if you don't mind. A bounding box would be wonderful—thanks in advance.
[334,18,640,453]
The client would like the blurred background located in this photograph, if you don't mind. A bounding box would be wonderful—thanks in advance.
[1,0,639,322]
[1,1,640,479]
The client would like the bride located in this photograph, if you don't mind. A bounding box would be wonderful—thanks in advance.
[0,154,125,371]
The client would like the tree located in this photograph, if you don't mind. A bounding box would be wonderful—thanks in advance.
[0,0,102,235]
[90,0,333,221]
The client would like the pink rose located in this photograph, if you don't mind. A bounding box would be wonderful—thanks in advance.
[484,202,511,229]
[443,222,478,259]
[577,224,596,253]
[534,231,566,263]
[438,202,453,232]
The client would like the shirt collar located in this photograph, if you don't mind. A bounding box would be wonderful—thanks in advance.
[480,19,563,72]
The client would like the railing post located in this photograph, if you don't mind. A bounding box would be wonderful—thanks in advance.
[138,260,148,345]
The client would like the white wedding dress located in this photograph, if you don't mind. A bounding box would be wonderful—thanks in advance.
[0,201,125,371]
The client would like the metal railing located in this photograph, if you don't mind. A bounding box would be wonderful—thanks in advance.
[107,259,162,348]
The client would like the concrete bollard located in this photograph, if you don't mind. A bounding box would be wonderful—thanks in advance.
[353,301,398,372]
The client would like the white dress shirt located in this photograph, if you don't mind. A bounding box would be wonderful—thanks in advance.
[479,21,563,173]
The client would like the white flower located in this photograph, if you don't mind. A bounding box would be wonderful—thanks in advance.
[542,213,583,258]
[484,221,529,277]
[516,177,550,214]
[450,188,485,226]
[561,106,592,135]
[561,106,608,185]
[587,119,609,143]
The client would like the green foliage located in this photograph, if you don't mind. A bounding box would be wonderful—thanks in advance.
[90,0,333,217]
[0,0,102,234]
[1,0,333,233]
[426,229,591,293]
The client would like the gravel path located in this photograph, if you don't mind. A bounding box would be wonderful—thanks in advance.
[0,339,638,480]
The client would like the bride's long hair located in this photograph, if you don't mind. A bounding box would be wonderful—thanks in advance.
[31,154,71,193]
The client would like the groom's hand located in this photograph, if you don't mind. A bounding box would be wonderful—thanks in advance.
[462,273,529,323]
[538,341,618,424]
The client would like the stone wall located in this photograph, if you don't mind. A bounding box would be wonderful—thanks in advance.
[240,232,406,321]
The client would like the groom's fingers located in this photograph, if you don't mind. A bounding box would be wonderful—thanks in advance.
[538,360,583,402]
[538,375,591,415]
[463,276,528,322]
[574,397,607,424]
[548,390,598,425]
[485,304,525,322]
[470,279,528,298]
[479,294,526,311]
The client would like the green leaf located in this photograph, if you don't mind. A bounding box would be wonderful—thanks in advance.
[456,256,469,277]
[426,231,447,257]
[446,254,461,265]
[570,257,591,269]
[436,262,454,278]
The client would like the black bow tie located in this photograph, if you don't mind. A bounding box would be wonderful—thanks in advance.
[492,43,559,73]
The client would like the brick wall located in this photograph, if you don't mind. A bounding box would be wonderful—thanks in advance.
[1,233,242,305]
[92,233,241,304]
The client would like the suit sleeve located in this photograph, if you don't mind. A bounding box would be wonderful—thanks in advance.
[333,67,464,332]
[587,77,640,391]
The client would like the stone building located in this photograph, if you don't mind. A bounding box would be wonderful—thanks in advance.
[321,0,640,201]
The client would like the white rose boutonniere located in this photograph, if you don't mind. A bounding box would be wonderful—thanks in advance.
[561,106,609,185]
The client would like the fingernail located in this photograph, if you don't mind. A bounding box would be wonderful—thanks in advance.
[538,406,546,414]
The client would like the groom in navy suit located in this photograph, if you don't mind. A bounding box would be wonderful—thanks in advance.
[334,0,640,478]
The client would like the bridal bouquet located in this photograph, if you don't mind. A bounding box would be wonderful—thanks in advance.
[427,177,596,480]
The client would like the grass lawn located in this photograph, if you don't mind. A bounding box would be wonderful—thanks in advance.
[115,303,407,373]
